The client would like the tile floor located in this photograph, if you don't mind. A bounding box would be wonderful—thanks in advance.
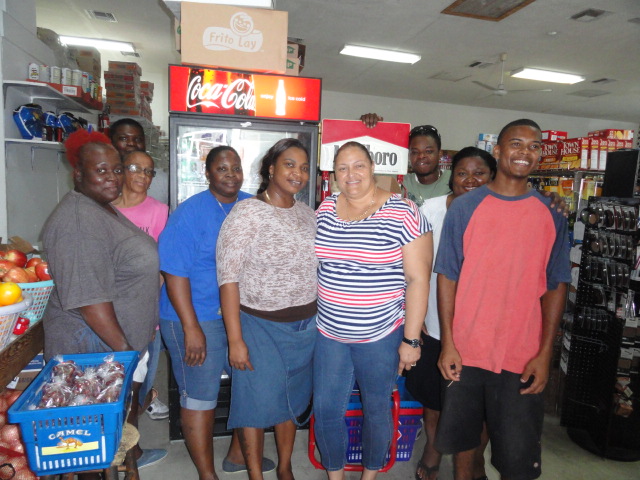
[137,353,640,479]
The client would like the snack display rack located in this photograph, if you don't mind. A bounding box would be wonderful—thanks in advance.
[560,196,640,460]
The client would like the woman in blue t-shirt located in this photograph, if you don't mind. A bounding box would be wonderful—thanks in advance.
[159,146,273,479]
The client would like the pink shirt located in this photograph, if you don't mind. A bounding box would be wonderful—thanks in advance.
[115,196,168,242]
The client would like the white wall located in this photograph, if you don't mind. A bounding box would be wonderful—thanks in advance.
[0,0,66,246]
[320,91,637,150]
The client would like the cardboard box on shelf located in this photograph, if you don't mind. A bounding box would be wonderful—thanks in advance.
[538,141,559,170]
[286,57,300,76]
[588,129,634,140]
[0,236,36,254]
[180,2,288,73]
[542,130,568,142]
[104,71,140,84]
[375,174,403,194]
[560,137,590,170]
[108,61,142,76]
[6,352,44,391]
[287,41,306,70]
[68,47,101,81]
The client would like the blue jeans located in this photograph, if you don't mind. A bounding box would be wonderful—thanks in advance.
[313,328,402,471]
[139,329,165,408]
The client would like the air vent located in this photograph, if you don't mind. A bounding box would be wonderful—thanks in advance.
[86,10,118,22]
[121,51,140,57]
[570,9,608,22]
[468,61,494,69]
[568,90,610,98]
[429,72,471,82]
[442,0,536,22]
[592,78,616,85]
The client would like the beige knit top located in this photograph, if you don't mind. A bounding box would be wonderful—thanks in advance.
[216,198,318,311]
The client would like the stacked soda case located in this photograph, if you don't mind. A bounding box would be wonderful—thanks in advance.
[105,62,153,121]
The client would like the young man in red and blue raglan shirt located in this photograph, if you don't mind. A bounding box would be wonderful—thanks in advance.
[434,119,571,480]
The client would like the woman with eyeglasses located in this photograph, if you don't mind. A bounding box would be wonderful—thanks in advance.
[112,150,171,447]
[361,114,450,206]
[112,150,168,242]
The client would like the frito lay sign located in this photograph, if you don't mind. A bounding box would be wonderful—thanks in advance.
[320,120,410,174]
[169,65,321,122]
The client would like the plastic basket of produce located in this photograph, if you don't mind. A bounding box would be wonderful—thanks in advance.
[17,280,54,323]
[8,351,139,476]
[0,295,32,349]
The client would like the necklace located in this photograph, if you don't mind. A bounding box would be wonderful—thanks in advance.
[215,196,238,217]
[344,188,376,222]
[264,190,300,229]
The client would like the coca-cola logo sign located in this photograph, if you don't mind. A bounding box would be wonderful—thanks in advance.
[187,75,256,112]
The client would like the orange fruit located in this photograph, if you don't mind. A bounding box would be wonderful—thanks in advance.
[0,282,22,306]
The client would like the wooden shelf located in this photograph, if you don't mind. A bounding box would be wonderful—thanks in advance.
[0,321,43,392]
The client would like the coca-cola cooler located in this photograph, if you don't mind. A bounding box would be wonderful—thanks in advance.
[167,65,322,439]
[168,64,322,212]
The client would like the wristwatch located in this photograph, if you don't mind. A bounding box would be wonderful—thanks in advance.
[402,337,420,348]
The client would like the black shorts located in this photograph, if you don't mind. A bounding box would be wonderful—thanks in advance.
[435,366,544,480]
[404,332,443,411]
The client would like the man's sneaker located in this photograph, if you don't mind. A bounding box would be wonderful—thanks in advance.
[146,397,169,420]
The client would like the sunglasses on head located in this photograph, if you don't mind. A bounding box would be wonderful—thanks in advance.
[410,125,440,137]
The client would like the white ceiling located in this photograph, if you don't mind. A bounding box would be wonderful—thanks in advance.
[35,0,640,124]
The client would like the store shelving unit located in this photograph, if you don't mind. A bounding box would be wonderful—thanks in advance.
[560,196,640,460]
[2,80,97,246]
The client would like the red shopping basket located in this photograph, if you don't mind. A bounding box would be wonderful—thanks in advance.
[308,387,402,472]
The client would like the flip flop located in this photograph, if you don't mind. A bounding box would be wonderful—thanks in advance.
[222,456,276,474]
[415,460,439,480]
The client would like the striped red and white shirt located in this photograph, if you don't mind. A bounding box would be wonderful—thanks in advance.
[315,194,430,342]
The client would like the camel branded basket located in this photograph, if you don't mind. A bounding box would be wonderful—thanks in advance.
[17,279,54,323]
[8,351,139,476]
[0,295,32,349]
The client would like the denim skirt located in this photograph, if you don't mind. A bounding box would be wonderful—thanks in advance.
[228,311,317,429]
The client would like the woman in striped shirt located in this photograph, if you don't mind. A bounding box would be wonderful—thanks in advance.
[313,141,433,479]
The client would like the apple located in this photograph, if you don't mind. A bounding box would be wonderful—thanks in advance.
[35,262,51,281]
[3,267,29,284]
[0,259,16,277]
[24,267,38,283]
[4,250,27,268]
[25,257,43,269]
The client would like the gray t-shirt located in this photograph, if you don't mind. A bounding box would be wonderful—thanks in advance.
[42,190,159,360]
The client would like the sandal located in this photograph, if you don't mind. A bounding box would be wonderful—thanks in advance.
[415,460,439,480]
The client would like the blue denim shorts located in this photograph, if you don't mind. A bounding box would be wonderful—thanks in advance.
[160,318,229,410]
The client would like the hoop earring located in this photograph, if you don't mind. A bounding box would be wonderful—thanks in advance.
[269,174,273,179]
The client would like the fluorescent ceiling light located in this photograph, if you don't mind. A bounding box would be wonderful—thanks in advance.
[59,36,135,53]
[510,67,584,84]
[340,45,421,64]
